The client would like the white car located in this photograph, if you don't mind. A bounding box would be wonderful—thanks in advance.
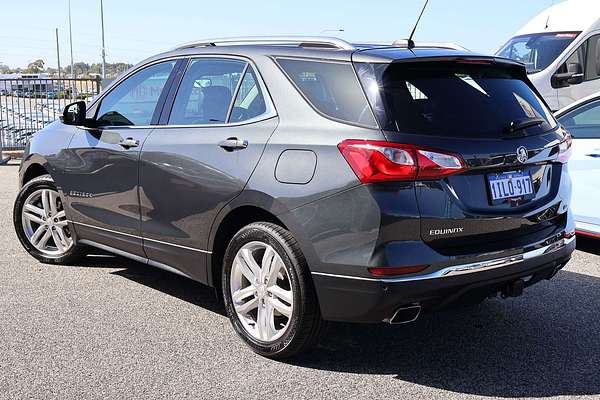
[556,93,600,238]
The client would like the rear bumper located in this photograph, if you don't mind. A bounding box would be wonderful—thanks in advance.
[312,235,575,323]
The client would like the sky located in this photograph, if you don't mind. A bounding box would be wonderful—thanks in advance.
[0,0,559,69]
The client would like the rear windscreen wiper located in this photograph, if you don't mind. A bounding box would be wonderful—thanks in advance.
[506,117,546,134]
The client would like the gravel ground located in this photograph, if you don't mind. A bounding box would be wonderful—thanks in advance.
[1,161,599,400]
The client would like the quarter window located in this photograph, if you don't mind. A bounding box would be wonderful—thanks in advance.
[276,58,377,127]
[229,68,267,122]
[96,61,176,126]
[168,59,246,125]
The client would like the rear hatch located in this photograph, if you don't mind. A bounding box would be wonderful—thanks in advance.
[354,56,571,255]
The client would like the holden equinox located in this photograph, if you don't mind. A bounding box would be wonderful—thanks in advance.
[13,36,576,358]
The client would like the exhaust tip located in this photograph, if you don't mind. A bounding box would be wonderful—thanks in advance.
[386,304,421,324]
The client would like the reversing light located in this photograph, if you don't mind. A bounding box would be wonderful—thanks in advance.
[338,139,466,183]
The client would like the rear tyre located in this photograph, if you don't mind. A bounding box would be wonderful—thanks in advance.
[13,174,85,264]
[222,222,323,359]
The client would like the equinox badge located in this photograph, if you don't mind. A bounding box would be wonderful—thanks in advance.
[430,227,464,236]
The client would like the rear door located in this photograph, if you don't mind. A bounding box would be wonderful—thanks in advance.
[139,57,277,282]
[557,98,600,232]
[355,59,570,255]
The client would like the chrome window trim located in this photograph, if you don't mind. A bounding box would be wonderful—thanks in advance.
[88,54,277,130]
[311,235,575,283]
[70,220,212,254]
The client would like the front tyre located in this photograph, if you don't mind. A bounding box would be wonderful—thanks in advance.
[222,222,323,359]
[13,174,85,264]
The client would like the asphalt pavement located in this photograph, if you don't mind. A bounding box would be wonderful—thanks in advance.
[1,161,599,400]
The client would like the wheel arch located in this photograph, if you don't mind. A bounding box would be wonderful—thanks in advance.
[208,204,288,289]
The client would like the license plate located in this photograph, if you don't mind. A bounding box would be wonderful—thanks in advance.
[488,171,533,201]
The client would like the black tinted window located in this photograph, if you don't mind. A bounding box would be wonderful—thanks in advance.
[356,62,557,138]
[169,59,246,125]
[229,68,267,123]
[559,99,600,138]
[277,58,376,127]
[96,61,175,126]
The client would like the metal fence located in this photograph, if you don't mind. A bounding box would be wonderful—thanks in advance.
[0,77,101,152]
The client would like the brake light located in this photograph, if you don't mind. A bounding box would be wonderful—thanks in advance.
[558,133,572,163]
[338,140,466,183]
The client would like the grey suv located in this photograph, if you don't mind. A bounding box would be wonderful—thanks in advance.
[14,36,575,358]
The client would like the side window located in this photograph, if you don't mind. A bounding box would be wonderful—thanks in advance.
[168,59,246,125]
[96,61,175,126]
[557,41,587,77]
[557,34,600,82]
[229,68,267,122]
[559,100,600,138]
[585,34,600,81]
[276,58,377,127]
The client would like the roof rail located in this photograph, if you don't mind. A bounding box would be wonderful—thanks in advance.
[173,36,356,51]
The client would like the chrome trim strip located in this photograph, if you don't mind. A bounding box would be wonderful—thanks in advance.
[79,239,193,279]
[70,221,212,254]
[78,239,147,264]
[311,235,575,283]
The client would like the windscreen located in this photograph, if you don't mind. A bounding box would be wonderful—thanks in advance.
[355,61,557,138]
[496,32,579,74]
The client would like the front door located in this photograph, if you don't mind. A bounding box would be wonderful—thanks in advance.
[139,57,277,282]
[62,60,178,257]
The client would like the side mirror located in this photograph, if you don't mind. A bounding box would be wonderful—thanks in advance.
[61,101,86,126]
[552,62,584,88]
[567,62,584,85]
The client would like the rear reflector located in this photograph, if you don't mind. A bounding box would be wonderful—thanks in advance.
[338,139,466,183]
[368,265,428,277]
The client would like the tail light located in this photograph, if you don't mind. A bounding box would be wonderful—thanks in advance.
[338,139,466,183]
[558,133,572,163]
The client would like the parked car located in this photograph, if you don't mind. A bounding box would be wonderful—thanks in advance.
[556,92,600,238]
[14,36,575,359]
[496,0,600,111]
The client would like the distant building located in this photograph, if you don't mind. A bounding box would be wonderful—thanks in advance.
[0,73,56,93]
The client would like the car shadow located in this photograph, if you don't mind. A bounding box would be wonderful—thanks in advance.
[75,253,226,316]
[74,254,599,397]
[291,270,600,398]
[576,235,600,256]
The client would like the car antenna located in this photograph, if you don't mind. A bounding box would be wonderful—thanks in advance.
[407,0,430,49]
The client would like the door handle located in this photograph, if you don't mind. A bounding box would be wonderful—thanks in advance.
[218,138,248,151]
[119,137,139,149]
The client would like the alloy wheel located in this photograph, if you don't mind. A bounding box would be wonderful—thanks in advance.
[230,241,294,342]
[21,188,73,256]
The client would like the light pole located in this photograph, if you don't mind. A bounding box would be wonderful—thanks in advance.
[100,0,106,79]
[68,0,75,99]
[55,28,61,80]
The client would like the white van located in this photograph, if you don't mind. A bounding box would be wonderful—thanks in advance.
[496,0,600,110]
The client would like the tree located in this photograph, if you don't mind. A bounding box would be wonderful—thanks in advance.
[25,59,45,73]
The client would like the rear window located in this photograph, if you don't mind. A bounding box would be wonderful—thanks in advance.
[276,58,377,127]
[355,62,557,138]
